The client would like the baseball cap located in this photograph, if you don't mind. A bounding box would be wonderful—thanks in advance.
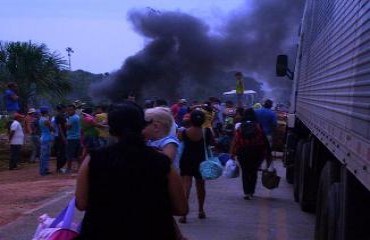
[27,108,36,114]
[73,100,86,108]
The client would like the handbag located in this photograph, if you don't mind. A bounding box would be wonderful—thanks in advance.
[33,197,80,240]
[199,128,223,180]
[223,159,240,178]
[261,161,280,189]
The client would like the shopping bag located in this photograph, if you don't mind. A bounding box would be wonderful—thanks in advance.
[261,168,280,189]
[223,159,240,178]
[33,197,80,240]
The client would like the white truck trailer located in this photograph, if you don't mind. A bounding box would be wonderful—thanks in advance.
[277,1,370,239]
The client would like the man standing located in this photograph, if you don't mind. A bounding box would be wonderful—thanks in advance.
[65,104,81,173]
[235,72,245,108]
[54,104,67,173]
[25,108,40,163]
[8,113,25,170]
[4,82,20,114]
[255,99,277,148]
[39,107,53,176]
[94,105,109,147]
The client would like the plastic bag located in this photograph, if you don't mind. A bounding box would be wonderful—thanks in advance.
[33,198,80,240]
[223,159,240,178]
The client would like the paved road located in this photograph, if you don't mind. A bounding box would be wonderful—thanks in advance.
[0,160,315,240]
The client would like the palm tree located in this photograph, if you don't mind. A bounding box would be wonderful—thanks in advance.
[0,41,72,112]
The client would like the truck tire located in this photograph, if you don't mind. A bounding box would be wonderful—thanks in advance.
[285,133,297,184]
[293,139,305,202]
[315,162,336,240]
[286,164,294,184]
[345,171,370,240]
[327,183,344,240]
[299,141,315,212]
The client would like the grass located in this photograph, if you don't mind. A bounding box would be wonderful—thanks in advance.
[0,117,10,134]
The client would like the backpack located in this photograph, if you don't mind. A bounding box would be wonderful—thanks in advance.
[240,121,257,139]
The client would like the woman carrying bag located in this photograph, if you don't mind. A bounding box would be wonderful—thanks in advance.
[178,110,214,223]
[75,101,188,239]
[230,108,270,200]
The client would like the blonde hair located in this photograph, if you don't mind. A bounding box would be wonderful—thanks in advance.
[145,107,174,135]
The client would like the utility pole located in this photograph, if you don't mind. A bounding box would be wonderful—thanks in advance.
[66,47,74,70]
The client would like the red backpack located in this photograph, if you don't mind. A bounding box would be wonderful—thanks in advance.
[235,121,266,149]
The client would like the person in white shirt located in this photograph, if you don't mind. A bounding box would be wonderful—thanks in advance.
[8,113,25,170]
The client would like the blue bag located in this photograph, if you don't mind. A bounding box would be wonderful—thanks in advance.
[199,129,223,180]
[218,153,231,166]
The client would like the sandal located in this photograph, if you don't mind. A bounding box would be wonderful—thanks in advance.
[198,212,206,219]
[178,216,187,224]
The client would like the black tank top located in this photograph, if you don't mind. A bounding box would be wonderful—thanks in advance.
[77,142,176,239]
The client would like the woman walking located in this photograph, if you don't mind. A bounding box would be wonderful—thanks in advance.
[230,108,270,200]
[178,110,214,223]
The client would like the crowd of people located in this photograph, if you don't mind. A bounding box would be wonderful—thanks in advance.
[3,81,279,239]
[74,97,278,239]
[5,95,109,175]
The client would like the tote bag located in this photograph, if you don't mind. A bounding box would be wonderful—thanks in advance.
[199,128,223,180]
[261,161,280,189]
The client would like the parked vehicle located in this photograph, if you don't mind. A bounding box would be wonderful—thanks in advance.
[277,1,370,239]
[222,89,257,107]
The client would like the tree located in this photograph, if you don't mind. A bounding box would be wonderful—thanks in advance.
[0,41,71,112]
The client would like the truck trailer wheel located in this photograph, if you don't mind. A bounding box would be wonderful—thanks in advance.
[286,164,294,184]
[285,132,297,184]
[293,139,305,202]
[327,183,344,240]
[299,141,315,212]
[315,162,336,240]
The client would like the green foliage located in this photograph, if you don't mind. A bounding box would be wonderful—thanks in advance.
[0,117,9,134]
[66,70,106,106]
[0,41,72,111]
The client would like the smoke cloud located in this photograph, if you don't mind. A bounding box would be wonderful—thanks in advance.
[90,0,305,103]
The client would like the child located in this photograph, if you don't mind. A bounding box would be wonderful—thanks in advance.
[142,106,187,240]
[142,107,179,163]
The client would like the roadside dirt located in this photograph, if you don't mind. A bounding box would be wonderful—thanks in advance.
[0,160,77,226]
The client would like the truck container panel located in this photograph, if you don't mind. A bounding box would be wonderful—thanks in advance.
[295,1,370,190]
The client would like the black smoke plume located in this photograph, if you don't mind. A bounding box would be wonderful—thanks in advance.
[90,0,305,103]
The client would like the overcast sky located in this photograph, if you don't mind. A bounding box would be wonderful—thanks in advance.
[0,0,247,74]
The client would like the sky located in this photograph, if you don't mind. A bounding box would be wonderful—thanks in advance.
[0,0,247,74]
